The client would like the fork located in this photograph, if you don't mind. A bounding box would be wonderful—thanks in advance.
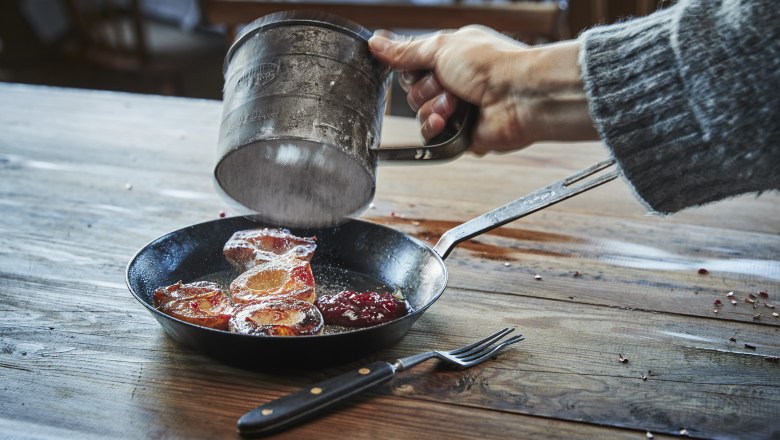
[237,328,524,437]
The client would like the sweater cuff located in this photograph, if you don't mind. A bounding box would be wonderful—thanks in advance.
[578,7,703,214]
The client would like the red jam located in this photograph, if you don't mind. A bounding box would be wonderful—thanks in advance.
[315,290,409,327]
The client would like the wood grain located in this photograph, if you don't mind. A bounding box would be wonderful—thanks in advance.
[1,83,778,439]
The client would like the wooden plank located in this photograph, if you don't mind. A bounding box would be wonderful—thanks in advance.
[367,212,780,326]
[1,83,778,439]
[1,346,675,440]
[1,280,776,438]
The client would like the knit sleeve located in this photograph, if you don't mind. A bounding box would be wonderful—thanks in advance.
[578,0,780,214]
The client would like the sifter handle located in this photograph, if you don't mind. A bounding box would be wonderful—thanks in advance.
[375,101,476,162]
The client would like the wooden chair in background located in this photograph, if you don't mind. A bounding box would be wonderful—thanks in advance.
[62,0,225,95]
[200,1,568,46]
[199,0,567,114]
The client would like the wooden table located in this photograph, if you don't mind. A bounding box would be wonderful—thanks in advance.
[1,83,778,439]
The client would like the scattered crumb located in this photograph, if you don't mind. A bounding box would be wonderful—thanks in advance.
[729,337,737,342]
[646,432,654,439]
[753,313,761,321]
[411,221,421,226]
[773,312,779,318]
[698,268,709,275]
[727,291,734,297]
[534,274,542,280]
[369,202,375,209]
[618,354,628,364]
[503,262,511,267]
[573,271,582,278]
[744,343,756,350]
[680,428,689,437]
[759,291,769,298]
[124,182,133,190]
[731,299,738,305]
[218,210,226,218]
[641,373,647,381]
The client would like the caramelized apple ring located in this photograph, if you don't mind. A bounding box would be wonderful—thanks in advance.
[153,281,233,330]
[229,299,324,336]
[223,228,316,272]
[230,256,316,304]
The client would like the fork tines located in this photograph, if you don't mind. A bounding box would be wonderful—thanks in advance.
[451,327,524,365]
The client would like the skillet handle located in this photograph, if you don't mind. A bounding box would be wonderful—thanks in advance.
[433,159,620,259]
[237,361,396,437]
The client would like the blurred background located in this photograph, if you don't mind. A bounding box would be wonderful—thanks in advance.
[0,0,668,115]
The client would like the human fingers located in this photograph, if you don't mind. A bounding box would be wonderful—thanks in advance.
[373,29,397,40]
[467,142,489,157]
[419,113,447,142]
[368,31,443,71]
[398,70,423,93]
[416,92,458,141]
[369,31,423,93]
[406,73,444,112]
[416,91,457,128]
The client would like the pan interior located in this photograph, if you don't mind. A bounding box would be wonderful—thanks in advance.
[195,264,402,335]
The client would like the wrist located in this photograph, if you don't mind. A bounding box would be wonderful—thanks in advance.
[528,40,585,93]
[502,40,597,143]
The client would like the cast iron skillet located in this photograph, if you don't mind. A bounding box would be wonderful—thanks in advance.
[126,160,617,368]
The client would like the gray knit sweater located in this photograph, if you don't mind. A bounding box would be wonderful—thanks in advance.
[579,0,779,214]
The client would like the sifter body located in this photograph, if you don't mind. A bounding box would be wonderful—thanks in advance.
[215,11,390,227]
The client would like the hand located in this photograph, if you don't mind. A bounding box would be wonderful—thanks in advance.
[368,27,599,155]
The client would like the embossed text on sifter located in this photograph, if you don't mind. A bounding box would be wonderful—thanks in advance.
[214,11,474,228]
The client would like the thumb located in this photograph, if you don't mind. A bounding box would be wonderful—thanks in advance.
[368,31,438,71]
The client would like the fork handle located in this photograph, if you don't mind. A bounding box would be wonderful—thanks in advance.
[237,361,396,437]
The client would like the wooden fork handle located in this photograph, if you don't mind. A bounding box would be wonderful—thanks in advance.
[237,361,396,437]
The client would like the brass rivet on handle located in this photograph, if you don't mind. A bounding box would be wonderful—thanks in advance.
[358,368,370,375]
[261,409,273,416]
[310,387,323,395]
